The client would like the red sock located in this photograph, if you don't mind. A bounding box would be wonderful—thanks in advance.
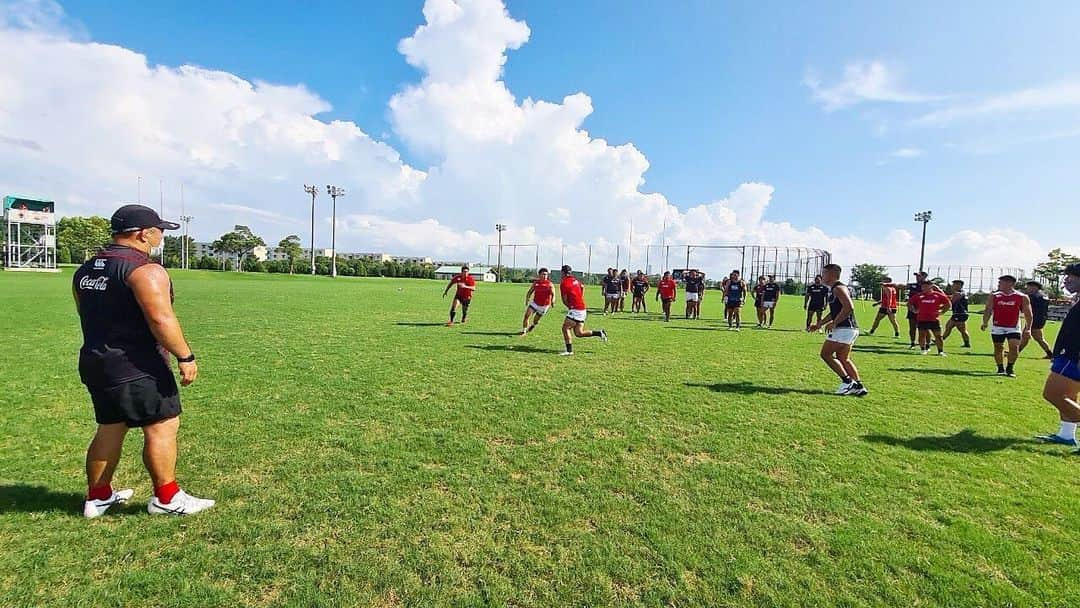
[154,480,180,503]
[87,484,113,501]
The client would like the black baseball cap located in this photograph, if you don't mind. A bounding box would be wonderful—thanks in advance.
[111,204,180,234]
[1064,263,1080,277]
[561,264,572,274]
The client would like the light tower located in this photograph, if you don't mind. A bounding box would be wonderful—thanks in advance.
[914,210,932,274]
[304,185,319,275]
[327,185,345,277]
[495,223,507,282]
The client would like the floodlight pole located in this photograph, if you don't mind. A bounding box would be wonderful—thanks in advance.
[327,185,345,277]
[180,215,194,269]
[304,185,319,275]
[914,210,932,274]
[495,224,507,282]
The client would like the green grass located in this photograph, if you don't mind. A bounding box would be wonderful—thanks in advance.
[1,269,1077,607]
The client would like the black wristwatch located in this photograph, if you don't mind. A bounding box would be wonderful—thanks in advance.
[177,353,196,363]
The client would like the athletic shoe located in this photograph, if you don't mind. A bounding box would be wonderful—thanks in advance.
[921,349,930,355]
[1035,434,1078,447]
[1006,370,1017,378]
[558,351,574,357]
[938,352,948,357]
[445,322,454,327]
[996,369,1007,376]
[908,344,918,350]
[519,330,527,336]
[83,488,134,519]
[147,490,215,516]
[598,329,608,342]
[962,343,971,348]
[894,332,900,338]
[835,381,854,395]
[847,383,869,397]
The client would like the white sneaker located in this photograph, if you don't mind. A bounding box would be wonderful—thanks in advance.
[147,490,216,516]
[598,329,608,342]
[921,349,930,355]
[83,488,134,519]
[938,352,948,357]
[835,381,854,395]
[558,351,574,357]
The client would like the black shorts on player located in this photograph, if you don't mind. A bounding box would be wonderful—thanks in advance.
[88,375,182,427]
[879,307,897,316]
[917,320,941,331]
[992,332,1023,343]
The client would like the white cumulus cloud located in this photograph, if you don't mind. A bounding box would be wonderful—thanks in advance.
[804,60,943,111]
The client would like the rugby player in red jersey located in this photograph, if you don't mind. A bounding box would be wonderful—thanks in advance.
[559,265,607,356]
[868,277,901,338]
[981,274,1033,377]
[911,281,952,355]
[442,264,476,326]
[520,268,555,335]
[656,271,678,321]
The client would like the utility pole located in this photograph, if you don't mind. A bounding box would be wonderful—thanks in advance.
[327,185,345,278]
[914,210,932,274]
[180,215,194,269]
[304,185,319,275]
[495,224,507,282]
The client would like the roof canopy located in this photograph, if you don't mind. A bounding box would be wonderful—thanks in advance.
[3,196,54,212]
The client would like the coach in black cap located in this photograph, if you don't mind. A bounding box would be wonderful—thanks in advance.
[73,204,214,517]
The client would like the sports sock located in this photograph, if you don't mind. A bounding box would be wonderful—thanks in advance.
[841,376,853,384]
[1006,364,1015,374]
[527,324,537,333]
[1058,421,1077,441]
[591,329,604,337]
[155,480,180,504]
[87,484,113,501]
[565,342,573,353]
[449,310,456,322]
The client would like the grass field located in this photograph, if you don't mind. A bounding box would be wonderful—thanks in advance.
[1,269,1078,607]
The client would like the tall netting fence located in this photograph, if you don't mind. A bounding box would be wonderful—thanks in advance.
[686,245,832,288]
[922,265,1026,293]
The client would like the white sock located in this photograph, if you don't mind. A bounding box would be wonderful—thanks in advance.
[1059,421,1077,441]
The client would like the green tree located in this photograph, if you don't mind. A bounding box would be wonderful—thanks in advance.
[850,264,889,298]
[56,216,111,263]
[1034,248,1080,297]
[277,235,303,274]
[212,225,265,272]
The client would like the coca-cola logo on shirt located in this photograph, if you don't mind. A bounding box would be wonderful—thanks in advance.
[79,276,109,291]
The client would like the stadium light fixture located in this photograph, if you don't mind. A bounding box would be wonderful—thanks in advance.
[327,185,346,277]
[304,185,319,275]
[914,210,932,274]
[495,224,507,282]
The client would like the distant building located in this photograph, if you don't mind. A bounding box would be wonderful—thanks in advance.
[434,264,497,282]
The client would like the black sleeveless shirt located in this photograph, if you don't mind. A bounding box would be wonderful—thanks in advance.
[73,244,173,388]
[829,282,858,328]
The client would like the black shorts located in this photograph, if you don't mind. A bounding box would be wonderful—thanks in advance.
[906,309,916,320]
[454,296,471,307]
[807,304,826,313]
[1033,318,1047,330]
[992,332,1022,343]
[661,297,673,304]
[950,314,969,323]
[87,375,181,427]
[876,307,896,316]
[917,320,941,331]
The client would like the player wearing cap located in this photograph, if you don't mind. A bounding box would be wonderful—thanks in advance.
[868,278,901,338]
[520,268,554,335]
[911,281,952,355]
[809,263,867,396]
[981,274,1033,377]
[723,270,747,330]
[760,275,781,328]
[941,280,972,348]
[559,265,607,356]
[656,271,678,321]
[1020,281,1054,359]
[74,204,214,518]
[442,265,476,326]
[631,270,650,313]
[1035,264,1080,449]
[804,275,830,332]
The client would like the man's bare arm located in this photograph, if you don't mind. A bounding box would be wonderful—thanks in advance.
[1021,294,1033,333]
[130,264,196,385]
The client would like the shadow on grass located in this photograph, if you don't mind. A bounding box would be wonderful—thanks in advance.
[394,322,446,327]
[461,330,522,337]
[889,367,1001,377]
[862,429,1037,454]
[0,484,84,515]
[465,344,560,354]
[855,345,921,355]
[685,381,829,396]
[665,326,721,331]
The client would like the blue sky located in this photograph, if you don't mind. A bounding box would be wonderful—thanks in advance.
[4,0,1079,269]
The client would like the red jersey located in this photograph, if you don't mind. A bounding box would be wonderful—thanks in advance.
[991,291,1025,328]
[880,285,898,309]
[450,273,476,300]
[658,278,678,299]
[531,279,554,306]
[560,275,586,310]
[912,291,950,322]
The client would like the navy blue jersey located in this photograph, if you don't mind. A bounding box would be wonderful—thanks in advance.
[762,282,781,301]
[952,290,969,316]
[1054,300,1080,362]
[828,282,858,328]
[684,277,704,294]
[726,280,745,301]
[806,284,830,308]
[1030,291,1049,323]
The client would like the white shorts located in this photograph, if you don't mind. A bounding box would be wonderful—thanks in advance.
[686,292,700,303]
[605,293,620,301]
[762,301,777,309]
[566,309,587,324]
[990,324,1022,336]
[826,327,860,345]
[528,302,550,316]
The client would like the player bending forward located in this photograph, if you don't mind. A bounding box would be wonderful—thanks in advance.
[520,268,555,335]
[559,265,608,356]
[809,263,868,396]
